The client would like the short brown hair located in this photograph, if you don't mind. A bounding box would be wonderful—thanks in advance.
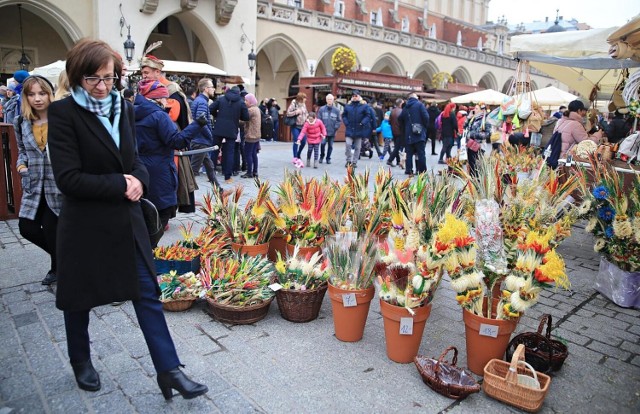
[66,39,122,89]
[197,78,213,93]
[21,76,54,121]
[295,92,306,103]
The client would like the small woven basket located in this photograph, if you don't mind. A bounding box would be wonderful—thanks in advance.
[596,144,613,161]
[414,346,480,400]
[506,314,568,373]
[206,296,273,325]
[275,283,328,323]
[162,298,196,312]
[483,344,551,412]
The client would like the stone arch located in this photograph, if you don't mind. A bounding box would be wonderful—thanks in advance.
[141,9,225,70]
[371,53,404,75]
[256,34,307,101]
[501,77,514,94]
[530,79,539,91]
[478,72,498,90]
[413,60,439,89]
[451,66,472,85]
[0,0,82,71]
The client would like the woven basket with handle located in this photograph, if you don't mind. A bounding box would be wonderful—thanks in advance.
[483,344,551,412]
[506,314,568,373]
[414,346,480,400]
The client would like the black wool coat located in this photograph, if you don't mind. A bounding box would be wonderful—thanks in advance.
[48,96,156,311]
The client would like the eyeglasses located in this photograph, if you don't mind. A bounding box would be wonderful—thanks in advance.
[83,76,119,86]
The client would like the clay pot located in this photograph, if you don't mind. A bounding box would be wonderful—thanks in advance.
[286,243,321,258]
[230,242,269,257]
[327,283,375,342]
[463,299,519,376]
[380,300,432,363]
[268,232,287,262]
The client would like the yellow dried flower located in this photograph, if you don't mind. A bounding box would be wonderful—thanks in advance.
[613,216,633,239]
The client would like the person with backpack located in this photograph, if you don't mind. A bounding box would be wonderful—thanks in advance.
[399,93,430,174]
[553,100,602,158]
[387,98,405,167]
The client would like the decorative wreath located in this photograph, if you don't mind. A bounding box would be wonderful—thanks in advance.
[331,47,357,75]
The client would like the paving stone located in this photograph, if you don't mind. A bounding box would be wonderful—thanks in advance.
[89,390,136,413]
[587,340,631,361]
[0,395,46,414]
[46,389,88,414]
[0,371,38,401]
[594,314,631,330]
[116,368,158,397]
[211,389,264,413]
[37,373,78,397]
[128,393,176,414]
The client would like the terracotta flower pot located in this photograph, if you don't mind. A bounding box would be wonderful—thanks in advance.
[327,283,374,342]
[463,300,519,376]
[268,232,287,262]
[230,242,269,257]
[286,243,321,258]
[380,300,432,363]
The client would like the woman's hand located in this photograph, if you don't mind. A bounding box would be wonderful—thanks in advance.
[124,174,143,202]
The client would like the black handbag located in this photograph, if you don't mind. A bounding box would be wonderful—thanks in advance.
[140,198,162,244]
[284,115,297,127]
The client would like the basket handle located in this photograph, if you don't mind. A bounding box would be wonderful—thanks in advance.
[537,314,553,339]
[506,343,526,384]
[434,346,458,379]
[517,360,540,387]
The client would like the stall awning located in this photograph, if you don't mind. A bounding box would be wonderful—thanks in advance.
[338,84,425,97]
[128,60,227,76]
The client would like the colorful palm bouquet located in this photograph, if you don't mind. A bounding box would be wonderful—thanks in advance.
[274,246,330,290]
[577,159,640,272]
[323,233,379,290]
[158,271,204,302]
[202,254,275,307]
[374,173,461,309]
[443,156,581,319]
[268,170,340,247]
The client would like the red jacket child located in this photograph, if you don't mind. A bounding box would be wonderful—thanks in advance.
[297,116,327,145]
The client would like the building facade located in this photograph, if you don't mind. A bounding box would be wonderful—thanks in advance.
[0,0,556,105]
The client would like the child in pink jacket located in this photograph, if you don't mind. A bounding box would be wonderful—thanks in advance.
[296,112,327,168]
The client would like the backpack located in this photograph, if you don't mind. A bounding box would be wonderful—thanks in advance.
[435,113,442,130]
[543,130,563,169]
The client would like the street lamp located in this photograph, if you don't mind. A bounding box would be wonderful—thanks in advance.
[248,47,256,73]
[17,4,30,70]
[123,26,135,65]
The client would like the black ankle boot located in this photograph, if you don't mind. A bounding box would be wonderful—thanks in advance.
[157,367,208,400]
[71,360,101,391]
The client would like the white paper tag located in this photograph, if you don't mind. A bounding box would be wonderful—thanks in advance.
[479,323,499,338]
[399,317,414,335]
[269,283,283,292]
[342,293,357,307]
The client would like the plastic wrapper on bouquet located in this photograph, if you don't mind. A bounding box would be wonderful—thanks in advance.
[595,257,640,309]
[474,199,507,273]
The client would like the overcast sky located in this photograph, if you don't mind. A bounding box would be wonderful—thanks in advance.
[487,0,638,29]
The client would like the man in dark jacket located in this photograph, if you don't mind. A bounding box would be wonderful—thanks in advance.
[190,78,219,188]
[427,101,440,155]
[399,94,429,174]
[342,90,371,168]
[210,86,249,183]
[388,98,404,166]
[317,93,341,164]
[605,111,631,144]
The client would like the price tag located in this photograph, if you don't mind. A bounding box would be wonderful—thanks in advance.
[399,317,414,335]
[269,283,283,292]
[479,323,499,338]
[342,293,357,307]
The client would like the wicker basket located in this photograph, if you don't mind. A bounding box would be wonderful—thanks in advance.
[595,144,613,161]
[414,346,480,399]
[276,283,328,323]
[162,298,196,312]
[206,296,273,324]
[483,344,552,412]
[506,314,568,373]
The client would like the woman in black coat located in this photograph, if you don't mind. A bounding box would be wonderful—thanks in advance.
[48,39,207,401]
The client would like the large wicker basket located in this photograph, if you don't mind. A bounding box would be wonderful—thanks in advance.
[162,298,196,312]
[206,296,273,324]
[275,283,328,323]
[414,347,480,400]
[506,314,568,373]
[483,344,551,412]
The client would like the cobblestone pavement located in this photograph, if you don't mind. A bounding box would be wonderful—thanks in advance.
[1,141,639,413]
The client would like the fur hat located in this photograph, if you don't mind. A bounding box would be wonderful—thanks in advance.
[140,54,164,71]
[138,79,169,99]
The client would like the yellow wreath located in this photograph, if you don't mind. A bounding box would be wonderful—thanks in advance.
[331,47,357,75]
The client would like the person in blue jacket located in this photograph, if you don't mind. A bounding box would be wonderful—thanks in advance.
[209,86,249,183]
[189,78,219,190]
[342,90,370,168]
[376,111,394,161]
[135,79,210,246]
[398,93,429,174]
